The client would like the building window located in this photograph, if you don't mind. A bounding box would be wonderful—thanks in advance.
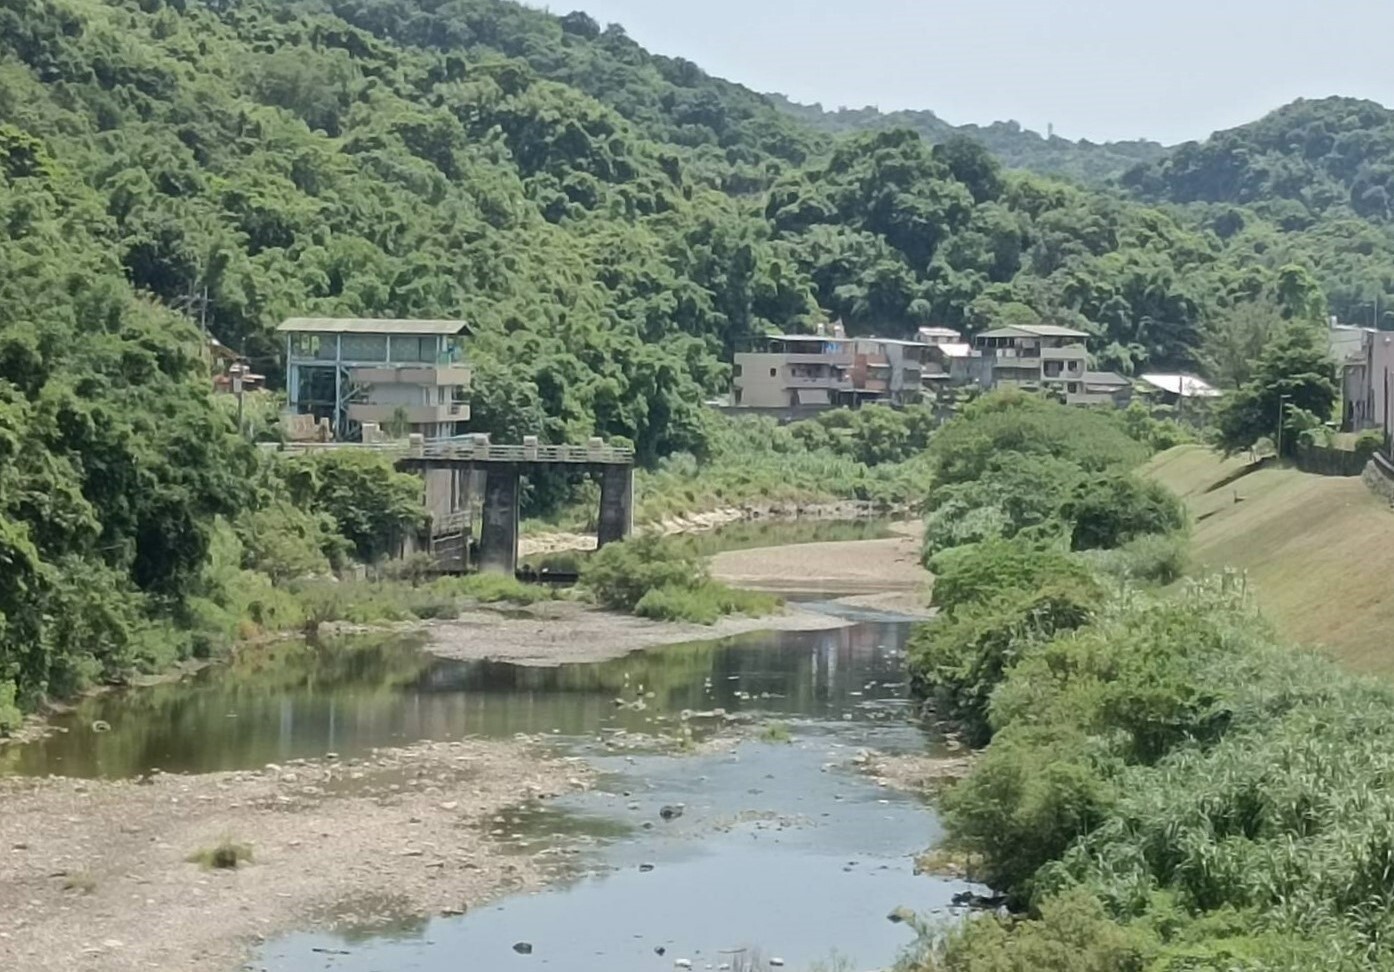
[1068,382,1080,394]
[733,364,742,377]
[769,367,777,378]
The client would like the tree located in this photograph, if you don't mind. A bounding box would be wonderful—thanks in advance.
[1216,324,1337,455]
[1200,300,1283,388]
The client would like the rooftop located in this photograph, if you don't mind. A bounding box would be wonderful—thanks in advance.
[1138,373,1222,398]
[978,324,1090,340]
[1081,370,1132,387]
[278,317,471,335]
[934,342,976,358]
[917,326,963,339]
[767,333,849,345]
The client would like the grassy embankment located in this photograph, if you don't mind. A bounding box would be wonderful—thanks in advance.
[902,396,1394,970]
[1144,443,1394,675]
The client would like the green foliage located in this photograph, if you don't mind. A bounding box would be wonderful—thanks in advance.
[927,391,1147,489]
[906,544,1394,968]
[633,582,779,625]
[234,501,334,584]
[1215,325,1338,455]
[579,533,777,624]
[580,534,708,612]
[283,452,425,564]
[909,574,1103,744]
[927,539,1099,617]
[1123,97,1394,228]
[1079,532,1189,586]
[1062,473,1187,551]
[187,837,253,870]
[768,95,1168,186]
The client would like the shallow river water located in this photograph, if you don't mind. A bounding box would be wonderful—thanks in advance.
[5,593,968,971]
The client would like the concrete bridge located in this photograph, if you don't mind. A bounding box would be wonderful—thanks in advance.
[266,435,635,574]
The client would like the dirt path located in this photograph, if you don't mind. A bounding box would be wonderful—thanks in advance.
[425,601,852,666]
[0,740,590,972]
[709,521,933,615]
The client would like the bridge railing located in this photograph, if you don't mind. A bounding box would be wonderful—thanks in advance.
[262,437,634,465]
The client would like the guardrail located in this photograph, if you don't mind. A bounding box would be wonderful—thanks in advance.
[263,438,635,465]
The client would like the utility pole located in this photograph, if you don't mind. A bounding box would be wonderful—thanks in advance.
[1276,392,1290,458]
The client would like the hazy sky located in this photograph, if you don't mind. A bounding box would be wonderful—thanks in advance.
[559,0,1394,145]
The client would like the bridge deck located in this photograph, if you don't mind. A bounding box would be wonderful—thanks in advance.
[263,438,634,466]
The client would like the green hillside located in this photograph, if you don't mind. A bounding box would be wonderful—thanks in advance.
[767,93,1168,186]
[1122,97,1394,223]
[2,0,1394,717]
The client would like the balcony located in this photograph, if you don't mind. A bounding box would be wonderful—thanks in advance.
[784,374,852,390]
[349,365,472,387]
[348,403,470,425]
[776,352,854,366]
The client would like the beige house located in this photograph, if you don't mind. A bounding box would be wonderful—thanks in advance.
[732,334,854,408]
[280,317,471,440]
[972,323,1123,405]
[732,333,929,410]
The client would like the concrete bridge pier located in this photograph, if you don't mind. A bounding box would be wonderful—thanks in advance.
[478,465,520,574]
[597,465,635,548]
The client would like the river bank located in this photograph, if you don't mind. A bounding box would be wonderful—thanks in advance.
[422,601,853,666]
[0,739,591,972]
[520,499,894,558]
[710,521,933,616]
[0,523,942,972]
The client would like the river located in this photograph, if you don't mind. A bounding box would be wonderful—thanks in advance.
[2,527,967,972]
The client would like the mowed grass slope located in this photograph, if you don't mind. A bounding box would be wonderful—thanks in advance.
[1145,444,1394,675]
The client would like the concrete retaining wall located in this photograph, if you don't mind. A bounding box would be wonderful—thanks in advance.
[1295,442,1373,477]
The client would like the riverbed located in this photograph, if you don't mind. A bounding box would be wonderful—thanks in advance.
[0,530,956,972]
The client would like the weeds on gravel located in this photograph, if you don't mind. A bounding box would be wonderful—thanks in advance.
[759,721,793,744]
[187,837,253,870]
[61,872,97,894]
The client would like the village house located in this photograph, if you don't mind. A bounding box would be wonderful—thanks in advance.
[1329,320,1394,436]
[731,329,928,412]
[279,317,471,440]
[971,323,1131,406]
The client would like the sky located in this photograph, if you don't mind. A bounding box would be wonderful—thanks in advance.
[556,0,1394,145]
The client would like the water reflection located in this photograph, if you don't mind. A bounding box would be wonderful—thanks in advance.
[2,620,916,779]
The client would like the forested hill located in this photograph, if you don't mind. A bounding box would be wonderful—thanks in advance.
[1121,97,1394,225]
[767,94,1169,186]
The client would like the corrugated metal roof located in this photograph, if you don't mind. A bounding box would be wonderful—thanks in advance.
[978,324,1089,339]
[278,318,470,335]
[1081,370,1132,387]
[1138,373,1222,398]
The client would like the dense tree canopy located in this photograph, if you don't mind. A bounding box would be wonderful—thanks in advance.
[0,0,1390,722]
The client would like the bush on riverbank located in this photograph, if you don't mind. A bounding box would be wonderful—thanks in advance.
[580,533,779,624]
[920,393,1186,560]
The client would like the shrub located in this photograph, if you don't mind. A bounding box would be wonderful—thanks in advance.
[1061,473,1187,551]
[928,538,1098,617]
[928,390,1147,488]
[1354,428,1385,456]
[0,679,20,732]
[187,837,253,870]
[579,534,708,612]
[633,582,778,625]
[1079,532,1188,586]
[909,575,1103,743]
